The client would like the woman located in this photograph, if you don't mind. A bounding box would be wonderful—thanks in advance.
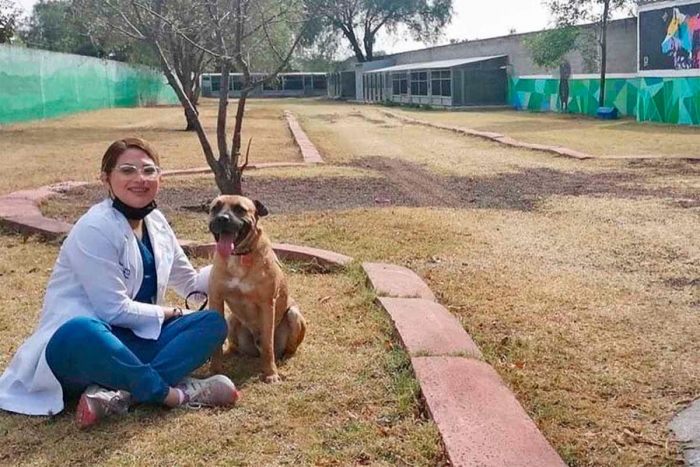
[0,138,238,428]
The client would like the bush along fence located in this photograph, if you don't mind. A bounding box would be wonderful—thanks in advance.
[509,74,700,125]
[0,44,178,125]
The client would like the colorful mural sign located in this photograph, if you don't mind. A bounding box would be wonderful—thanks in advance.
[639,1,700,71]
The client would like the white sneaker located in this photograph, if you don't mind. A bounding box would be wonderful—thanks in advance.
[75,385,132,429]
[175,375,240,409]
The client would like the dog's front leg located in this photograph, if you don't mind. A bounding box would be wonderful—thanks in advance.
[260,298,281,383]
[209,288,227,374]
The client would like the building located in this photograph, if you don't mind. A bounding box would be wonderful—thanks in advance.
[361,56,508,108]
[201,72,327,98]
[341,1,700,125]
[327,71,356,99]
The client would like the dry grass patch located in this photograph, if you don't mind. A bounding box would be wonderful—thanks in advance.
[0,99,300,195]
[0,231,443,467]
[289,103,625,177]
[382,106,700,159]
[259,203,697,467]
[13,98,700,466]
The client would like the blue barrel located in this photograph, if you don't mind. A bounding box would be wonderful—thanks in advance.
[596,107,619,120]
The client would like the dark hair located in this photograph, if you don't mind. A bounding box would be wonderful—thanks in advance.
[101,138,161,174]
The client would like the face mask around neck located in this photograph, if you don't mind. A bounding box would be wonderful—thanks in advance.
[112,196,157,220]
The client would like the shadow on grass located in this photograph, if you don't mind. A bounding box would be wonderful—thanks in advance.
[43,156,700,225]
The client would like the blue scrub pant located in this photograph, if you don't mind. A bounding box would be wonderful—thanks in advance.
[45,311,227,404]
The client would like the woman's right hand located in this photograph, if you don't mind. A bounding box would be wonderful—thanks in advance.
[163,306,184,320]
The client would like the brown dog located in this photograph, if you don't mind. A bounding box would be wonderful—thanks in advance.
[207,195,306,383]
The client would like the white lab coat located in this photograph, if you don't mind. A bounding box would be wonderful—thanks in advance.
[0,199,210,416]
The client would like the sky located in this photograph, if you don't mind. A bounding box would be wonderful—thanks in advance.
[12,0,555,53]
[12,0,630,55]
[375,0,553,54]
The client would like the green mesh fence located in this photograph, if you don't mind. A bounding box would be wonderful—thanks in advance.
[0,45,178,125]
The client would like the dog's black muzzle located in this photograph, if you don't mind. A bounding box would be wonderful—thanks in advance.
[209,211,251,243]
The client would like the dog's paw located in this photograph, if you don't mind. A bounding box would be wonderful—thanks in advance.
[222,342,238,356]
[262,373,282,384]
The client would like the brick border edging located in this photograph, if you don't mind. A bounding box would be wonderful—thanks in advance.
[179,241,352,272]
[381,110,593,160]
[0,181,563,466]
[284,110,324,164]
[361,262,567,467]
[161,162,308,177]
[0,182,91,239]
[158,109,325,177]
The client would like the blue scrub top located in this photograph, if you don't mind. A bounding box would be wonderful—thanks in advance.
[134,225,157,304]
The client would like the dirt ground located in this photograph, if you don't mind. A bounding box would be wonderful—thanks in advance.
[46,156,700,220]
[10,99,700,466]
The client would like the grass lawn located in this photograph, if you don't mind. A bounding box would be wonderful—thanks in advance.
[7,98,700,466]
[0,234,442,466]
[0,99,300,195]
[377,105,700,159]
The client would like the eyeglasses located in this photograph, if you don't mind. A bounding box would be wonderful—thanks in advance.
[115,164,162,180]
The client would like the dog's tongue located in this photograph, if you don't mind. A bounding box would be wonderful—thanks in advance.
[216,233,235,258]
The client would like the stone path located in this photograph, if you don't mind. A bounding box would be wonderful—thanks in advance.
[161,110,323,177]
[670,400,700,467]
[381,110,593,160]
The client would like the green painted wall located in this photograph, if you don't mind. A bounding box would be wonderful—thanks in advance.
[509,75,639,117]
[637,77,700,125]
[509,74,700,125]
[0,45,178,125]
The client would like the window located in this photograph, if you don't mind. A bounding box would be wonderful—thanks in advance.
[283,75,304,90]
[312,75,327,90]
[263,77,281,91]
[210,75,221,92]
[392,72,408,95]
[231,76,243,91]
[430,70,451,97]
[410,71,428,96]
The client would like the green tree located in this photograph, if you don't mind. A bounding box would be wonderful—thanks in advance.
[23,0,95,54]
[21,0,155,62]
[306,0,454,62]
[0,0,20,44]
[524,26,579,111]
[523,26,579,70]
[545,0,633,108]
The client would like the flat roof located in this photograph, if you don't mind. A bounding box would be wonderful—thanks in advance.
[202,72,327,77]
[365,55,507,73]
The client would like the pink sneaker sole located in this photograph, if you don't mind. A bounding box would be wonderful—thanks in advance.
[75,393,99,429]
[231,389,241,405]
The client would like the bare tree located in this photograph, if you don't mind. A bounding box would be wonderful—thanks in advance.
[74,0,308,194]
[74,0,210,131]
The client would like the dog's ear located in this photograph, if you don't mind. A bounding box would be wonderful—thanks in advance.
[254,200,268,217]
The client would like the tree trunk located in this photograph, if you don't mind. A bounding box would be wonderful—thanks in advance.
[339,24,366,62]
[184,82,198,131]
[599,0,610,109]
[364,34,374,62]
[184,107,198,131]
[220,89,248,195]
